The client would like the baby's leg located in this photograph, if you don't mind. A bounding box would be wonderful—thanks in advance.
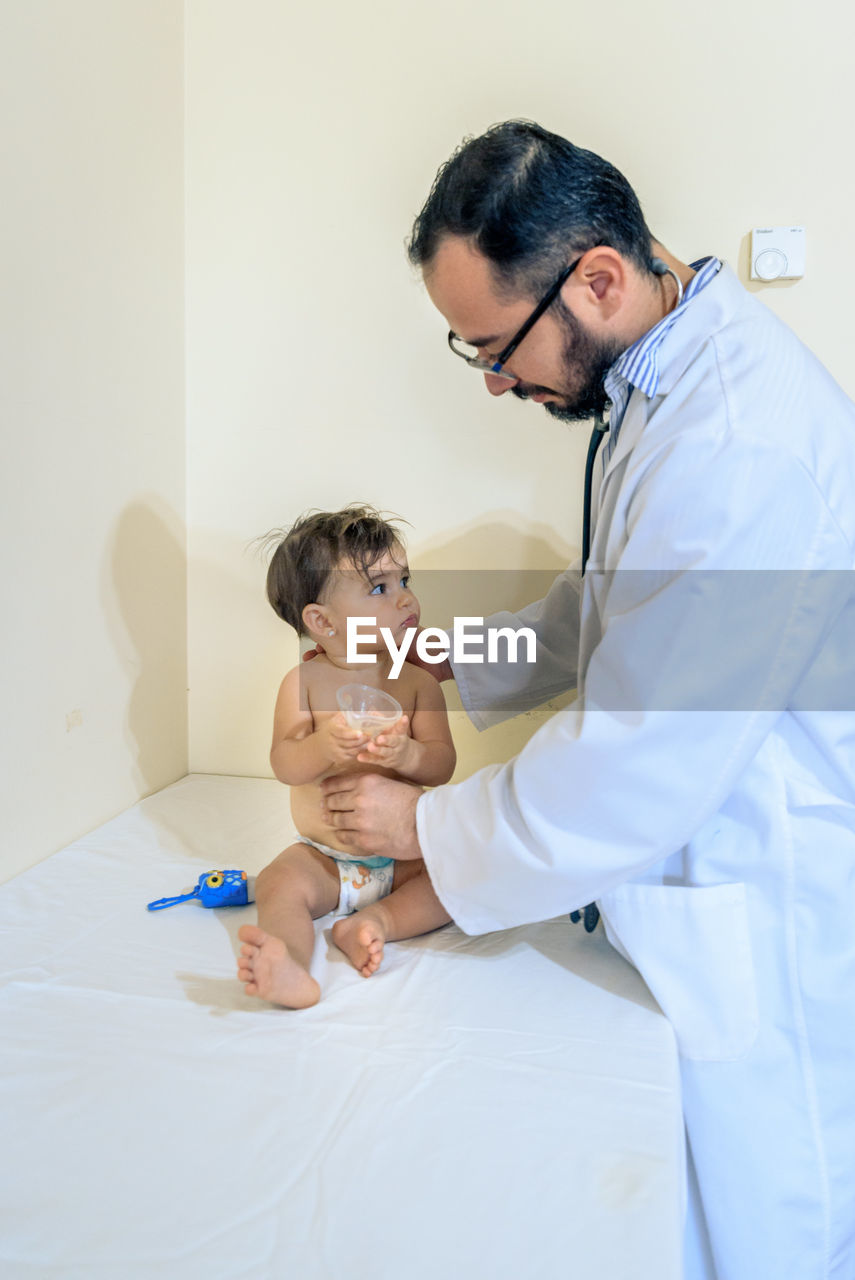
[237,842,339,1008]
[332,861,450,978]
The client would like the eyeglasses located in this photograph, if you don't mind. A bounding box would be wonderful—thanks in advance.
[447,254,583,380]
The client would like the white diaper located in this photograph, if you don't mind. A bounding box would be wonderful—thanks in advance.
[297,837,395,918]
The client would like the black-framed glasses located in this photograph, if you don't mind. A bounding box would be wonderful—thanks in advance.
[447,254,584,380]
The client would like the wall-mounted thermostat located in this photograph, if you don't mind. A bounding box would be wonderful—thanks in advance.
[750,226,806,281]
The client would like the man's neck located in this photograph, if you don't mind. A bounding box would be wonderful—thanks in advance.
[619,243,695,347]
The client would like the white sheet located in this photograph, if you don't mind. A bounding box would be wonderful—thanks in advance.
[0,775,683,1279]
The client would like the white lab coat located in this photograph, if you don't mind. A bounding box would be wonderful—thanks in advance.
[417,264,855,1280]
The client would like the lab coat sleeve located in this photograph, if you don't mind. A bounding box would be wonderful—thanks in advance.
[451,562,583,730]
[417,430,853,935]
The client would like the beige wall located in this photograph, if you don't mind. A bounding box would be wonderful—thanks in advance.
[0,3,187,881]
[185,0,855,782]
[4,1,853,876]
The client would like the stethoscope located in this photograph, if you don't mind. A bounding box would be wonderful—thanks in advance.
[570,259,684,934]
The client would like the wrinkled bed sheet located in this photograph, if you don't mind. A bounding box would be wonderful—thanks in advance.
[0,775,683,1280]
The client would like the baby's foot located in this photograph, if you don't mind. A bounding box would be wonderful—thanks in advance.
[237,924,320,1008]
[331,909,388,977]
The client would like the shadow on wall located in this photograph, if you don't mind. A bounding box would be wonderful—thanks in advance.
[407,510,579,779]
[188,527,290,778]
[410,511,575,630]
[105,498,188,792]
[412,511,576,575]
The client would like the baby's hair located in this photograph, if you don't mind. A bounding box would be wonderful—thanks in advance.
[263,504,408,635]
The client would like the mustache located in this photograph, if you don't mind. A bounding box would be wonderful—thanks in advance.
[510,382,557,401]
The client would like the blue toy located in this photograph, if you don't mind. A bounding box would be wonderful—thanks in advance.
[147,869,255,911]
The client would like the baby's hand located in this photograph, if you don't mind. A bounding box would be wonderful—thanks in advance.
[357,716,413,770]
[321,712,369,766]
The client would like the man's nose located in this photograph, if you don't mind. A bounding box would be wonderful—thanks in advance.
[483,371,517,396]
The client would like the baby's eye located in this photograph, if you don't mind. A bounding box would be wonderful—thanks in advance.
[400,575,410,589]
[369,582,386,595]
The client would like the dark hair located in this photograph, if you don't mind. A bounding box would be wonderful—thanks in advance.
[264,505,406,635]
[407,120,655,297]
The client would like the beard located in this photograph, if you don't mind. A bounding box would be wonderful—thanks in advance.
[511,301,623,423]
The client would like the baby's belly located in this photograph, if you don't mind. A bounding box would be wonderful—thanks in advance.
[290,780,351,852]
[290,764,397,853]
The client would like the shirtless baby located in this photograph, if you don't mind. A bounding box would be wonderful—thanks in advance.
[237,505,456,1008]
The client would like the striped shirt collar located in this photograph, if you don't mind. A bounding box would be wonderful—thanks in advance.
[603,256,722,444]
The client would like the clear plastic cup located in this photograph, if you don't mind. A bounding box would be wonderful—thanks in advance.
[336,683,402,738]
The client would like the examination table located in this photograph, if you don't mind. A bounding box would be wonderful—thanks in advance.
[0,774,683,1279]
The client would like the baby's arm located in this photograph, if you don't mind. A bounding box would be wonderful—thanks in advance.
[270,667,367,785]
[357,674,456,786]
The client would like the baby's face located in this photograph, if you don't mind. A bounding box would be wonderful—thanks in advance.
[322,547,420,649]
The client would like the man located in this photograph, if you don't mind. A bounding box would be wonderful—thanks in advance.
[321,121,855,1279]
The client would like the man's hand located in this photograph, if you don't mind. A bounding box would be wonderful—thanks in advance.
[405,630,453,683]
[320,773,424,860]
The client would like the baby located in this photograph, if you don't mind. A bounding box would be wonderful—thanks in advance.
[237,506,456,1008]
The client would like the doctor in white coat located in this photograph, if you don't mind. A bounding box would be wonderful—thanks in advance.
[321,121,855,1280]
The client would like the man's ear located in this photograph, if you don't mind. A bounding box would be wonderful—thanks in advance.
[568,246,628,322]
[302,603,334,637]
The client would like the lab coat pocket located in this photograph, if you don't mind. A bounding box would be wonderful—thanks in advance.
[598,882,759,1062]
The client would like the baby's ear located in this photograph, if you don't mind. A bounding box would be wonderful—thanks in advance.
[301,602,332,638]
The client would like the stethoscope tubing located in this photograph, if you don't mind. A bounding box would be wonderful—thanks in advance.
[571,410,609,933]
[581,412,609,571]
[570,256,683,932]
